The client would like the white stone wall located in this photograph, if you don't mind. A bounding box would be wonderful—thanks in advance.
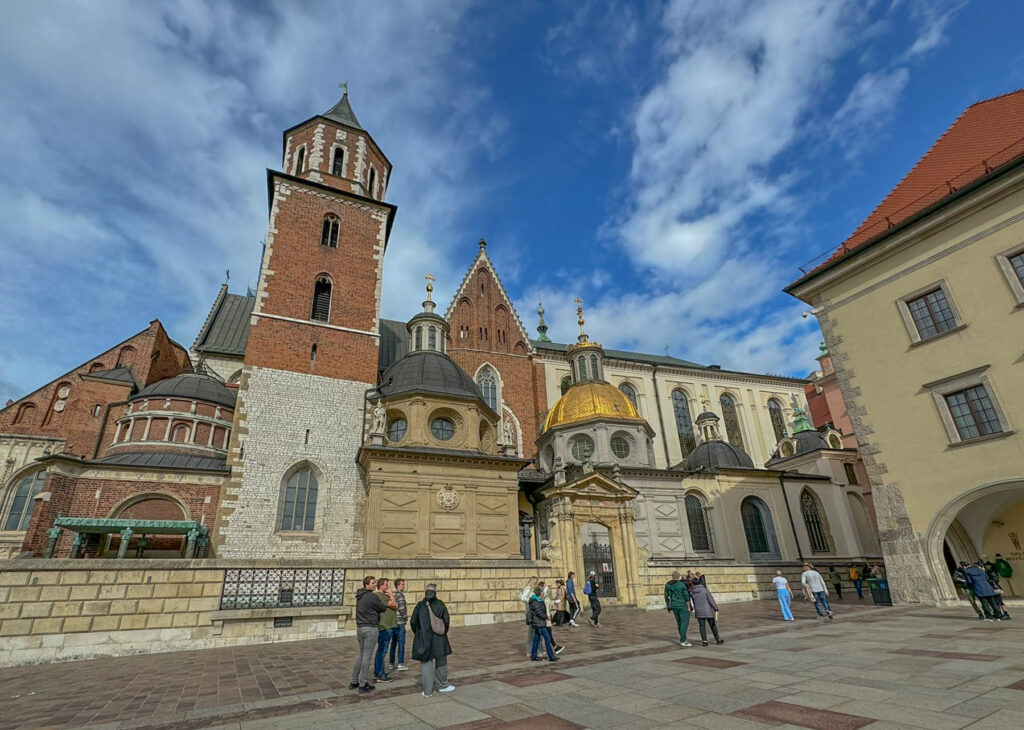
[217,366,371,558]
[189,352,243,383]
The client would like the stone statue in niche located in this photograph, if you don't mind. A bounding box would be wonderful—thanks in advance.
[371,401,387,435]
[502,419,515,446]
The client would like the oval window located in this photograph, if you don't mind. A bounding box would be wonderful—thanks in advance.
[430,417,455,441]
[386,419,407,442]
[610,435,630,459]
[571,435,595,461]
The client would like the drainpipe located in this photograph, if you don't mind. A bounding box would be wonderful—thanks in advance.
[778,470,804,562]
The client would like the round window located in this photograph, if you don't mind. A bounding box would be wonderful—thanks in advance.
[430,417,455,441]
[610,435,630,459]
[386,418,407,442]
[571,435,595,461]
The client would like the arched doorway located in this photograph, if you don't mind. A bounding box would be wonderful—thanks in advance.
[581,523,616,597]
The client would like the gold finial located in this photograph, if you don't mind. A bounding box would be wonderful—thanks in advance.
[479,238,487,250]
[537,289,544,314]
[425,273,435,302]
[338,81,348,94]
[575,296,588,343]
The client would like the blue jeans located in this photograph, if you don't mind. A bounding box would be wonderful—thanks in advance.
[853,579,864,599]
[374,628,396,676]
[813,591,832,617]
[388,624,406,666]
[777,589,793,620]
[531,626,556,659]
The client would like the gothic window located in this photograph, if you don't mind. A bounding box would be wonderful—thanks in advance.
[320,214,339,248]
[741,497,777,557]
[280,467,318,531]
[768,399,786,442]
[294,146,305,174]
[477,367,498,412]
[368,167,377,198]
[331,146,345,176]
[570,435,595,462]
[801,489,831,553]
[671,390,696,457]
[720,394,744,449]
[560,376,571,395]
[619,383,639,411]
[311,276,332,322]
[3,471,46,531]
[685,493,713,552]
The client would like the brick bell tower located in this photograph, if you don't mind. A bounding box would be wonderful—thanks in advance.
[216,90,397,558]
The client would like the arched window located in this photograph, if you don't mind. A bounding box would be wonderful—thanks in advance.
[477,367,498,412]
[331,146,345,176]
[368,167,377,198]
[801,489,831,553]
[578,356,588,382]
[280,467,318,531]
[3,471,46,531]
[619,383,639,411]
[590,354,599,380]
[560,376,571,395]
[768,399,786,442]
[89,362,106,373]
[116,346,135,367]
[294,146,305,174]
[311,276,331,322]
[320,214,339,248]
[414,326,423,351]
[172,424,190,443]
[685,494,713,552]
[428,326,437,350]
[741,497,778,557]
[671,390,696,457]
[720,394,744,449]
[12,402,36,426]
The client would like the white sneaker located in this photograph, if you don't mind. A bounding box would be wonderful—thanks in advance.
[396,664,408,671]
[680,641,692,647]
[569,620,579,627]
[422,692,431,697]
[439,684,455,692]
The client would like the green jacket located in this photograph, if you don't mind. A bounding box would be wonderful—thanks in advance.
[377,591,398,630]
[664,579,691,610]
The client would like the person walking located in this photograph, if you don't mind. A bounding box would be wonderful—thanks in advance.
[849,564,864,600]
[542,583,565,655]
[964,561,1001,621]
[409,583,455,696]
[520,576,539,657]
[993,553,1013,595]
[349,576,397,694]
[690,581,724,646]
[664,570,693,647]
[528,585,559,662]
[773,569,794,621]
[374,578,398,682]
[552,579,568,626]
[584,571,602,627]
[388,578,409,673]
[953,562,985,619]
[828,566,843,600]
[565,572,581,627]
[801,563,834,620]
[989,574,1012,620]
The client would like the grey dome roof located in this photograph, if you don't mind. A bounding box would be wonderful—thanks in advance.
[135,373,237,408]
[379,351,486,406]
[684,440,755,470]
[767,429,832,464]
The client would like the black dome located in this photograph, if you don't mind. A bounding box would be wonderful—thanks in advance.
[767,429,831,464]
[379,351,487,406]
[684,440,755,470]
[135,373,237,408]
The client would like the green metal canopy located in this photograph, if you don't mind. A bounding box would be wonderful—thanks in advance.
[54,517,202,535]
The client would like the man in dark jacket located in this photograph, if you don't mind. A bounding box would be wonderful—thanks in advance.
[953,562,985,619]
[349,576,397,693]
[527,585,559,661]
[964,562,1001,621]
[664,570,693,647]
[409,583,455,697]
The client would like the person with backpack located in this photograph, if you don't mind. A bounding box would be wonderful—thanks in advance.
[953,561,985,619]
[964,561,1001,621]
[584,571,602,627]
[520,577,539,657]
[528,585,559,662]
[409,583,455,697]
[565,571,581,627]
[664,570,693,647]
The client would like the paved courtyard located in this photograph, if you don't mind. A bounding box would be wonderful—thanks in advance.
[2,595,1023,729]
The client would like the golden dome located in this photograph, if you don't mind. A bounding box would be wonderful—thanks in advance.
[542,381,645,433]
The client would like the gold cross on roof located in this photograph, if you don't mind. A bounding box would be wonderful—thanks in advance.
[425,273,435,301]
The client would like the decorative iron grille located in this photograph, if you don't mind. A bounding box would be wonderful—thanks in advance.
[220,568,346,610]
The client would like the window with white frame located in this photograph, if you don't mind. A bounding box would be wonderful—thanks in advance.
[897,281,963,343]
[996,243,1024,305]
[925,366,1010,445]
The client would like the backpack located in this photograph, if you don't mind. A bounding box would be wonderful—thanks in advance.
[427,602,445,635]
[848,567,858,580]
[583,580,593,595]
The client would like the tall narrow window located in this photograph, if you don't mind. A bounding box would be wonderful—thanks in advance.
[720,394,744,449]
[294,147,305,174]
[741,497,777,557]
[280,467,318,531]
[619,383,639,411]
[320,214,339,248]
[560,376,571,395]
[944,385,1003,440]
[414,326,423,351]
[477,367,498,412]
[367,167,377,197]
[685,494,713,552]
[311,344,317,362]
[768,399,786,441]
[672,390,696,457]
[3,471,46,531]
[578,357,588,382]
[311,277,332,322]
[1010,251,1024,286]
[843,463,859,484]
[331,147,345,176]
[590,354,599,380]
[428,326,437,350]
[801,489,831,553]
[907,288,957,339]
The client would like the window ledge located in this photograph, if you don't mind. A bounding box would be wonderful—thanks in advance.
[909,323,968,349]
[275,531,321,542]
[946,430,1016,449]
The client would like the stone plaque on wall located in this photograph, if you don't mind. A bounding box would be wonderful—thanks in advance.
[432,512,462,531]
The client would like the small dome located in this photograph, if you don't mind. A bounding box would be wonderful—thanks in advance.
[767,429,831,464]
[135,373,236,408]
[696,411,718,421]
[542,381,644,433]
[684,441,755,470]
[379,351,485,405]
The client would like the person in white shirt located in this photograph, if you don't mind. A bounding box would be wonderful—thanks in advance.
[801,563,834,620]
[772,570,794,621]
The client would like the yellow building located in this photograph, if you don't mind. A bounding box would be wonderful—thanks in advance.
[787,90,1024,602]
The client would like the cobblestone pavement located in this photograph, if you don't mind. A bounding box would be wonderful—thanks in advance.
[2,595,1023,729]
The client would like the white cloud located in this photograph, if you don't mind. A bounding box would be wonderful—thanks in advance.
[901,0,967,60]
[830,67,911,158]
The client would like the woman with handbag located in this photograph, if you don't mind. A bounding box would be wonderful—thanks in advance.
[410,583,455,697]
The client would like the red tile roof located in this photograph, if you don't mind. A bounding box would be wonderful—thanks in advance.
[796,88,1024,282]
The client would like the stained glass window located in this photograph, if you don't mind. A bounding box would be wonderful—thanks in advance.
[672,390,696,456]
[720,394,744,449]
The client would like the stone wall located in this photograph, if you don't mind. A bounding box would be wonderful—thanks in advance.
[638,561,824,609]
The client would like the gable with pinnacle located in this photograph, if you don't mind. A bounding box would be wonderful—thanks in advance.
[444,242,531,348]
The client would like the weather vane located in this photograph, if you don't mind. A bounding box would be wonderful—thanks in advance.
[338,81,348,94]
[425,273,435,302]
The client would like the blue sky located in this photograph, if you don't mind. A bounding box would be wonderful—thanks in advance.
[2,0,1023,404]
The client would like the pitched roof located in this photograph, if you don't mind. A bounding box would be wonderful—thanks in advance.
[444,242,531,346]
[531,340,705,369]
[81,367,139,388]
[323,92,363,130]
[91,451,228,472]
[193,286,256,356]
[798,88,1024,281]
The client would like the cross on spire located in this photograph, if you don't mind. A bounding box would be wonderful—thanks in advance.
[424,273,435,302]
[338,81,348,94]
[575,296,588,344]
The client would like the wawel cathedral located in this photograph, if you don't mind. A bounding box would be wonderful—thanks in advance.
[0,93,882,610]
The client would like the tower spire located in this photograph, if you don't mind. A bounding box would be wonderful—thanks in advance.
[575,296,588,345]
[323,87,363,130]
[536,289,551,343]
